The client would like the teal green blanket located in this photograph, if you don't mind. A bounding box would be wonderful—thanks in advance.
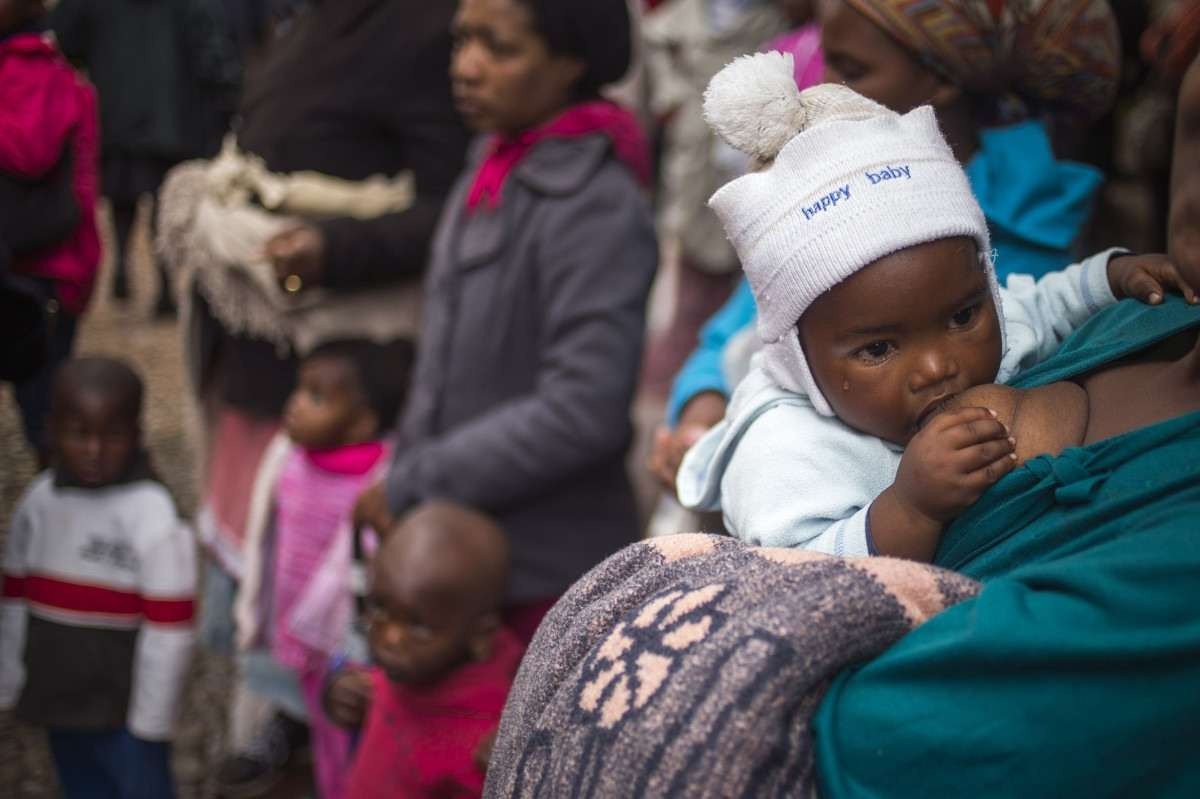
[814,297,1200,797]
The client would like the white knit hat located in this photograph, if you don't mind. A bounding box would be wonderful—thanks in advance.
[704,52,1001,416]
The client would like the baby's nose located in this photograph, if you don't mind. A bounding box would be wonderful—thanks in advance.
[909,349,958,390]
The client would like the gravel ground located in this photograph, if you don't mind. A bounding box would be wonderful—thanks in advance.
[0,204,245,799]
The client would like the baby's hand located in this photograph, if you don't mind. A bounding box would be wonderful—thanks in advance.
[1107,253,1199,305]
[894,406,1017,524]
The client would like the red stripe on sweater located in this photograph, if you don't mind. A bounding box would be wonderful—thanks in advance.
[25,574,142,617]
[2,573,25,599]
[143,597,195,625]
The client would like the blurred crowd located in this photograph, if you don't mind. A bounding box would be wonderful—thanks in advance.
[2,0,1200,797]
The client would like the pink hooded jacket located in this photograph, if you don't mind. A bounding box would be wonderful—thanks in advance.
[0,33,100,314]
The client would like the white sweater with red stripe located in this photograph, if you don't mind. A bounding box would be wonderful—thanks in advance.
[0,472,196,740]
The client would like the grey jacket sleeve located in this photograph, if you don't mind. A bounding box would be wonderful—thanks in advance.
[385,173,657,513]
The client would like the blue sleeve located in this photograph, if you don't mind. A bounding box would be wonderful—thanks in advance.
[665,277,757,426]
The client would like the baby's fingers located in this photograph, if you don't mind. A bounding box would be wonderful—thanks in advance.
[957,437,1017,472]
[935,407,1009,448]
[1120,254,1200,304]
[1151,259,1200,304]
[963,447,1018,489]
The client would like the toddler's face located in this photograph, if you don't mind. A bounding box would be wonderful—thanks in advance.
[283,357,372,450]
[50,391,139,487]
[366,544,487,686]
[798,236,1002,446]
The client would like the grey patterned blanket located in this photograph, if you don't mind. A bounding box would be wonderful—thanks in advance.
[485,534,979,798]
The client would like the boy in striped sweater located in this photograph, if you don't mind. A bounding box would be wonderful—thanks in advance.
[0,357,195,799]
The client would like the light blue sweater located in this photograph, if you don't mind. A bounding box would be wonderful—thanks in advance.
[676,251,1119,554]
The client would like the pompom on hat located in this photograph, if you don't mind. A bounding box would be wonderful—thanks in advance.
[703,52,1003,416]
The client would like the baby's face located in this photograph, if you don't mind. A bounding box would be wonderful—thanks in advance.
[799,237,1003,445]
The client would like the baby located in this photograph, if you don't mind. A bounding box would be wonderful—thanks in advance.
[0,357,195,798]
[341,502,521,799]
[677,54,1196,562]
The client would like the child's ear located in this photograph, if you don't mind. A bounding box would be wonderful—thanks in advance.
[468,611,502,662]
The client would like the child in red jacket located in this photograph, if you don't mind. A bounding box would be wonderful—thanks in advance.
[0,0,100,465]
[343,503,522,799]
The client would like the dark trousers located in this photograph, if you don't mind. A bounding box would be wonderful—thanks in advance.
[47,728,175,799]
[14,281,78,456]
[111,194,173,305]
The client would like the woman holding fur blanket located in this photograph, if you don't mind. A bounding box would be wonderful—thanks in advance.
[156,0,470,792]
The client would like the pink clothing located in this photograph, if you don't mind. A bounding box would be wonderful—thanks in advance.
[199,408,281,577]
[272,440,387,799]
[302,666,354,799]
[0,33,100,314]
[466,100,651,210]
[764,22,825,91]
[272,441,385,672]
[346,629,524,799]
[304,441,385,475]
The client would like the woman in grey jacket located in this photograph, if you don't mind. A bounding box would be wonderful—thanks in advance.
[356,0,657,638]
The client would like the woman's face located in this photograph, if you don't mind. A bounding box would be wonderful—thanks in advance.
[450,0,585,135]
[818,0,946,114]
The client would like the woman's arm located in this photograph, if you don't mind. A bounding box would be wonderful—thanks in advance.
[271,120,470,293]
[385,177,657,514]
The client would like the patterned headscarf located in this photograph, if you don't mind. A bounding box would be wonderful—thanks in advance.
[843,0,1121,125]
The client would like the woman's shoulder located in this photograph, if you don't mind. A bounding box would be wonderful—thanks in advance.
[518,134,647,201]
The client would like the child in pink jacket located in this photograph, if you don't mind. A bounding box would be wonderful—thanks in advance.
[0,0,100,464]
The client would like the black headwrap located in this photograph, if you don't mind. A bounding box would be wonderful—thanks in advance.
[517,0,633,97]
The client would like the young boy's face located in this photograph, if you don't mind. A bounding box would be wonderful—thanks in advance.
[798,236,1002,446]
[366,541,490,686]
[283,357,375,450]
[50,390,139,487]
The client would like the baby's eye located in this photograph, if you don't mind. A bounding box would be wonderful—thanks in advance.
[855,341,894,363]
[951,303,980,328]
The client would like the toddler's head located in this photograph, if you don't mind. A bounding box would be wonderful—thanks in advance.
[48,357,143,487]
[283,339,414,450]
[704,53,1004,445]
[366,502,509,686]
[0,0,44,35]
